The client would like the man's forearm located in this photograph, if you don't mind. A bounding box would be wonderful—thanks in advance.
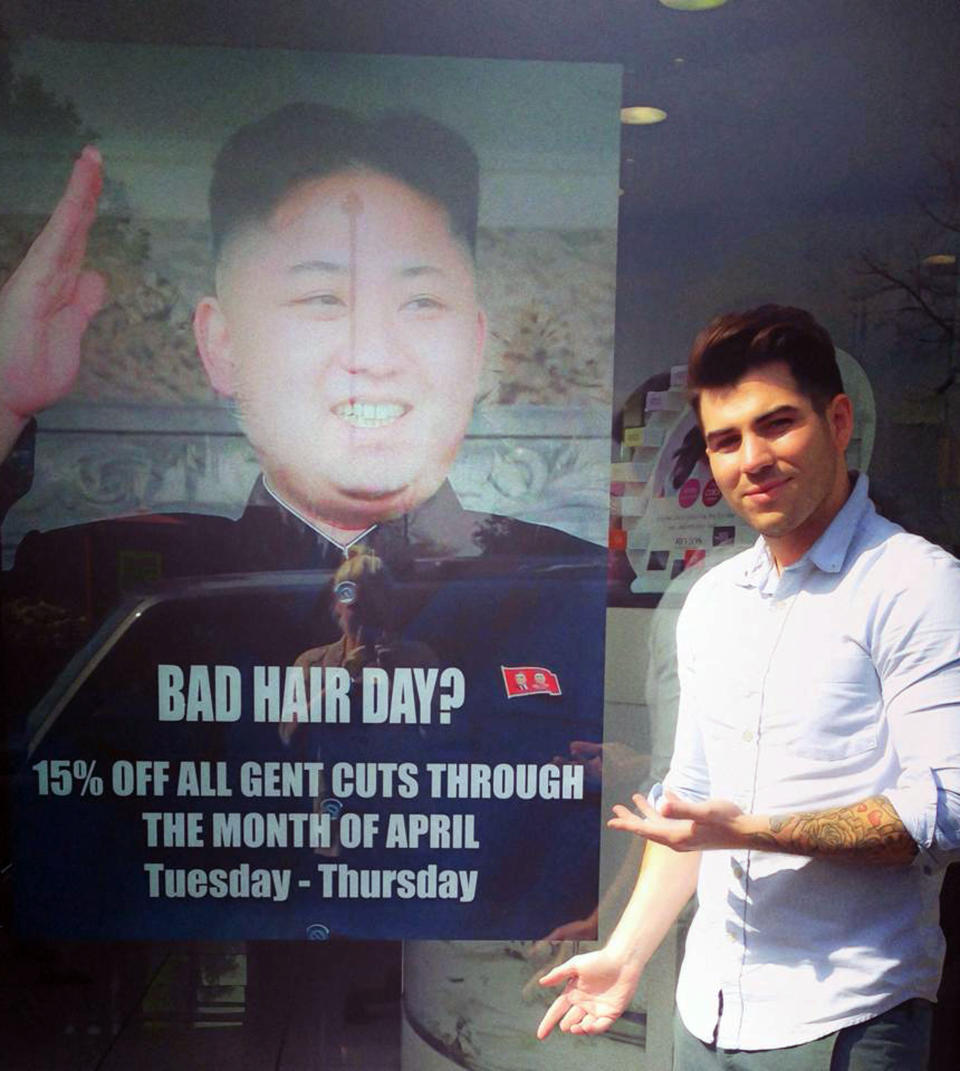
[605,842,700,966]
[742,794,918,865]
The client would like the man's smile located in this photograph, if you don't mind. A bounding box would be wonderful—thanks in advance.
[332,400,410,428]
[743,476,791,502]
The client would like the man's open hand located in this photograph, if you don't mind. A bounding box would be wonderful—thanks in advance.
[608,790,753,852]
[536,947,642,1040]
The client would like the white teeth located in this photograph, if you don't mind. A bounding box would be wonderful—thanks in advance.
[334,401,406,428]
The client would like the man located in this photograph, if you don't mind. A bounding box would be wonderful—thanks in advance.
[194,104,486,546]
[538,305,960,1068]
[0,105,605,940]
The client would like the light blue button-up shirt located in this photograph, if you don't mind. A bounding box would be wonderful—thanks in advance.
[664,474,960,1050]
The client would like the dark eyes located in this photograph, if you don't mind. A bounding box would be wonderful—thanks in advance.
[763,416,795,434]
[289,294,446,313]
[291,292,346,309]
[402,295,446,313]
[710,436,740,453]
[708,417,796,453]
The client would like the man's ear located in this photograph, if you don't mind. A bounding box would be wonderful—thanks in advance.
[473,308,487,376]
[194,296,236,397]
[828,392,854,453]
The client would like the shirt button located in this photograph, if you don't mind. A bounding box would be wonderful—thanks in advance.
[742,729,754,742]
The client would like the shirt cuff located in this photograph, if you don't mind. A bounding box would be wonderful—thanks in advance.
[651,776,709,812]
[658,766,711,807]
[648,781,665,814]
[885,767,960,871]
[931,772,960,855]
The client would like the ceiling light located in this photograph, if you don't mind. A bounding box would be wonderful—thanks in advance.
[621,106,668,125]
[659,0,729,10]
[923,253,957,267]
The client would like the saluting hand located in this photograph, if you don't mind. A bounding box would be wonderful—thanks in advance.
[0,145,106,456]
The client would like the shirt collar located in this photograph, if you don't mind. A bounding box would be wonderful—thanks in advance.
[243,473,480,560]
[806,472,870,574]
[261,475,376,554]
[737,472,870,588]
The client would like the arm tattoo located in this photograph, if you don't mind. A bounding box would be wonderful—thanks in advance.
[748,795,917,865]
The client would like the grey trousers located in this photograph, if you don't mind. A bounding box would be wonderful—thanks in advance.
[672,999,933,1071]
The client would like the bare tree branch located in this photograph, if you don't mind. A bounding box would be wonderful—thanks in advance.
[859,253,955,339]
[918,200,960,234]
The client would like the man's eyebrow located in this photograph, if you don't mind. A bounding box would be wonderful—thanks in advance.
[285,262,447,278]
[399,264,444,279]
[756,404,799,423]
[287,259,347,275]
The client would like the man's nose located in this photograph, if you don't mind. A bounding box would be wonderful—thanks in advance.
[339,302,401,378]
[741,432,775,473]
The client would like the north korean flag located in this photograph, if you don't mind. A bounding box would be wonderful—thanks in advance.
[501,665,562,698]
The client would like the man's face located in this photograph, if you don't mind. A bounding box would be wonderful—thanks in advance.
[195,169,486,530]
[698,360,852,566]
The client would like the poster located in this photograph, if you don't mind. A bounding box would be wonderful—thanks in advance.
[0,42,620,939]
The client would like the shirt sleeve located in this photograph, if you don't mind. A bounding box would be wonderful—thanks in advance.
[0,418,36,525]
[932,774,960,856]
[872,542,960,865]
[660,578,713,805]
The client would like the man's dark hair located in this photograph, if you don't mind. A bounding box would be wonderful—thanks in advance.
[209,102,479,261]
[687,305,844,414]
